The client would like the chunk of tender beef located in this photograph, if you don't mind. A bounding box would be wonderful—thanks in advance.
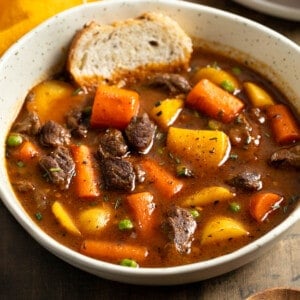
[13,180,35,193]
[228,114,260,147]
[66,109,88,138]
[39,120,71,147]
[270,145,300,169]
[98,129,128,158]
[13,112,41,135]
[125,113,156,154]
[226,171,262,191]
[165,206,197,254]
[148,73,191,95]
[33,190,49,210]
[39,146,75,190]
[13,181,48,210]
[100,157,135,191]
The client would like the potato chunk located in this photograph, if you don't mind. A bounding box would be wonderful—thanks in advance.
[201,216,249,245]
[26,80,86,124]
[182,186,234,207]
[193,66,240,92]
[150,98,184,129]
[79,206,112,233]
[167,127,231,168]
[51,201,81,236]
[243,82,275,107]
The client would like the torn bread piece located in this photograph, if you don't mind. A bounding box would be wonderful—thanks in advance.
[67,12,193,89]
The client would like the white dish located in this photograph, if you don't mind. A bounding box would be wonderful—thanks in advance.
[0,0,299,285]
[233,0,300,21]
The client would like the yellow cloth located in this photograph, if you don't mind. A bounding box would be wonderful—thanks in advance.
[0,0,97,56]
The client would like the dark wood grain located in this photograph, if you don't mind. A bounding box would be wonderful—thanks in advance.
[1,1,299,299]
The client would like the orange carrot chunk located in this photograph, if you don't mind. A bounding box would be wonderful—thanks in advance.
[266,104,300,145]
[186,78,244,123]
[90,85,140,130]
[127,192,157,238]
[13,141,39,161]
[71,144,100,199]
[141,159,183,198]
[249,192,283,222]
[80,240,148,263]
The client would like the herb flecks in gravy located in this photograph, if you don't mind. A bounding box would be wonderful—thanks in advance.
[6,49,300,268]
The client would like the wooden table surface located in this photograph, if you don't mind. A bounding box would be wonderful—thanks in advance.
[1,1,299,299]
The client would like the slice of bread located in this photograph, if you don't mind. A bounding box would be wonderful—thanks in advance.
[67,12,193,89]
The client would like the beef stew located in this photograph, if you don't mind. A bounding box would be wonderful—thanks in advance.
[5,49,300,268]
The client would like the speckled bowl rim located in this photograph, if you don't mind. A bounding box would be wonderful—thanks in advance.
[0,0,299,285]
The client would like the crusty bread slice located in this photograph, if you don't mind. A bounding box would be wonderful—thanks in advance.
[67,12,193,89]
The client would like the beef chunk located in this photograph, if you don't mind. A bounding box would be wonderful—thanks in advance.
[125,113,156,154]
[98,129,128,158]
[228,114,260,147]
[148,73,191,95]
[100,157,135,191]
[66,109,88,138]
[33,190,49,210]
[13,180,35,193]
[39,120,71,147]
[39,146,75,190]
[165,206,197,254]
[226,171,262,191]
[13,112,41,135]
[270,145,300,169]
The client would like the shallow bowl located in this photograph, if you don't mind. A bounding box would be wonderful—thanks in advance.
[0,0,299,285]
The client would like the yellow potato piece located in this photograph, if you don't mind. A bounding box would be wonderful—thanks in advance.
[26,80,85,124]
[182,186,235,207]
[193,67,240,92]
[167,127,231,168]
[150,98,184,129]
[0,0,97,56]
[243,82,275,107]
[79,206,112,233]
[201,216,249,245]
[51,201,81,236]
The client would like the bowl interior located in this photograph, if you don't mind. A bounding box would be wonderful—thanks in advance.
[0,0,299,285]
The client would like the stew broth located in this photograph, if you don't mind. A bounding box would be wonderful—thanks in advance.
[6,49,300,267]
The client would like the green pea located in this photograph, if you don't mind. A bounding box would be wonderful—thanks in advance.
[6,133,23,147]
[120,258,139,268]
[118,218,133,230]
[190,209,200,219]
[220,80,235,93]
[229,202,241,213]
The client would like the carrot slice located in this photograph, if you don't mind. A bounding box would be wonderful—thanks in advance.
[90,85,140,129]
[127,192,157,238]
[13,141,39,161]
[71,144,100,199]
[266,104,300,145]
[80,240,148,263]
[141,159,183,198]
[249,192,283,222]
[186,78,244,123]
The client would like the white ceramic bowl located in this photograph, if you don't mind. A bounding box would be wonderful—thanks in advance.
[0,0,299,285]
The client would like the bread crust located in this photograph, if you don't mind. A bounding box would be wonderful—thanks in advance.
[67,12,192,89]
